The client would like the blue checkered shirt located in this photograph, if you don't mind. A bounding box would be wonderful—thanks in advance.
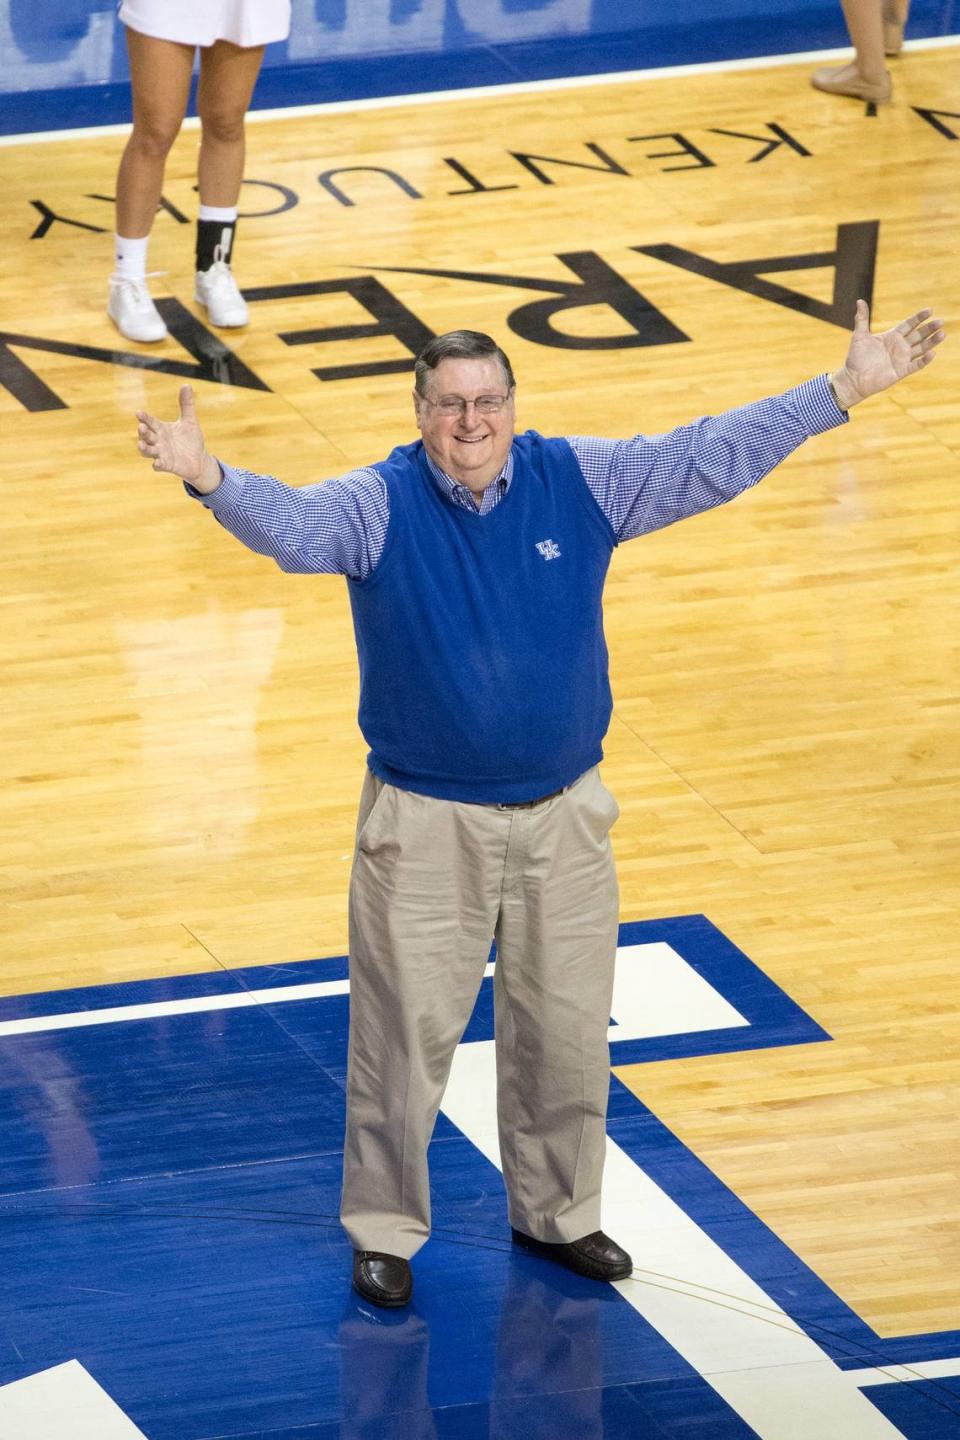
[194,375,845,578]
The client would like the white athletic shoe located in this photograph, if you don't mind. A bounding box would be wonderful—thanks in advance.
[107,274,167,343]
[194,257,249,328]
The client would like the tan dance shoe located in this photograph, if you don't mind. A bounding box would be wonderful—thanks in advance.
[810,62,892,103]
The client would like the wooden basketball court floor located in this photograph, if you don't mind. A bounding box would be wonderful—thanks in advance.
[0,30,959,1440]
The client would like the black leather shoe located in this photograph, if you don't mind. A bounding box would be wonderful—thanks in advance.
[351,1250,413,1308]
[510,1227,632,1281]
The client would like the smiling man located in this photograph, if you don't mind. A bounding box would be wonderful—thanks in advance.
[136,311,943,1309]
[413,348,516,493]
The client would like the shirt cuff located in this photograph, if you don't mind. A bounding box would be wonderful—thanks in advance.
[792,373,850,434]
[183,460,245,511]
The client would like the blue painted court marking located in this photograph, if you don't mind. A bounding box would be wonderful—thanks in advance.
[1,0,957,137]
[862,1377,960,1439]
[1,914,958,1438]
[0,941,774,1438]
[607,915,831,1063]
[0,914,827,1064]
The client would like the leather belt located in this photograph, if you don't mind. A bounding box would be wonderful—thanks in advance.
[495,787,565,811]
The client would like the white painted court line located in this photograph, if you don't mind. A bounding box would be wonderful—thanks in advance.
[0,1361,148,1439]
[1,36,956,146]
[610,942,747,1041]
[0,977,350,1036]
[841,1357,960,1386]
[0,945,743,1040]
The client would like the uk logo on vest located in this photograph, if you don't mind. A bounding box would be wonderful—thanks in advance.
[535,539,562,560]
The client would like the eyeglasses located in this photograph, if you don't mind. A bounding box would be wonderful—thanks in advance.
[419,393,512,417]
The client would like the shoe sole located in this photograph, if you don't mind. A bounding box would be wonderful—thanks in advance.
[111,330,167,343]
[810,80,891,102]
[194,295,249,328]
[107,314,167,343]
[351,1276,412,1308]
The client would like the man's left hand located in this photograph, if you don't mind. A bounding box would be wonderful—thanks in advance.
[830,299,945,409]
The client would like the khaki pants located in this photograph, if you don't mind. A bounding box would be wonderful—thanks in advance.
[340,766,620,1259]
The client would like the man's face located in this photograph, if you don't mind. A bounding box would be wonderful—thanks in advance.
[413,356,516,494]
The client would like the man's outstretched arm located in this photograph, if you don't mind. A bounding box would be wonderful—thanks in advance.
[135,386,387,578]
[570,300,946,542]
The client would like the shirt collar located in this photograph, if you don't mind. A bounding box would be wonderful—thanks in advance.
[425,450,514,510]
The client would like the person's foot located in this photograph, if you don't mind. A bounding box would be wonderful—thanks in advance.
[351,1250,413,1308]
[510,1227,633,1281]
[107,275,167,343]
[810,62,892,103]
[194,259,249,327]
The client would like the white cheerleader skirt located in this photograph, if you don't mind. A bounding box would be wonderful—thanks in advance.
[118,0,292,48]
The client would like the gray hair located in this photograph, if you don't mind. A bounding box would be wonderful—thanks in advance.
[414,330,516,396]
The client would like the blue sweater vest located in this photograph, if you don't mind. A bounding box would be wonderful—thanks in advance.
[347,431,617,803]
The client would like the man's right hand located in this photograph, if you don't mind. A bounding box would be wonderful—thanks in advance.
[136,385,221,493]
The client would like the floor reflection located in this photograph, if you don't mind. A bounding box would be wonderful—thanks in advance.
[490,1263,607,1440]
[337,1258,612,1440]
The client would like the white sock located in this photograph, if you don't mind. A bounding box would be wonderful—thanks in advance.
[114,233,149,281]
[198,204,238,223]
